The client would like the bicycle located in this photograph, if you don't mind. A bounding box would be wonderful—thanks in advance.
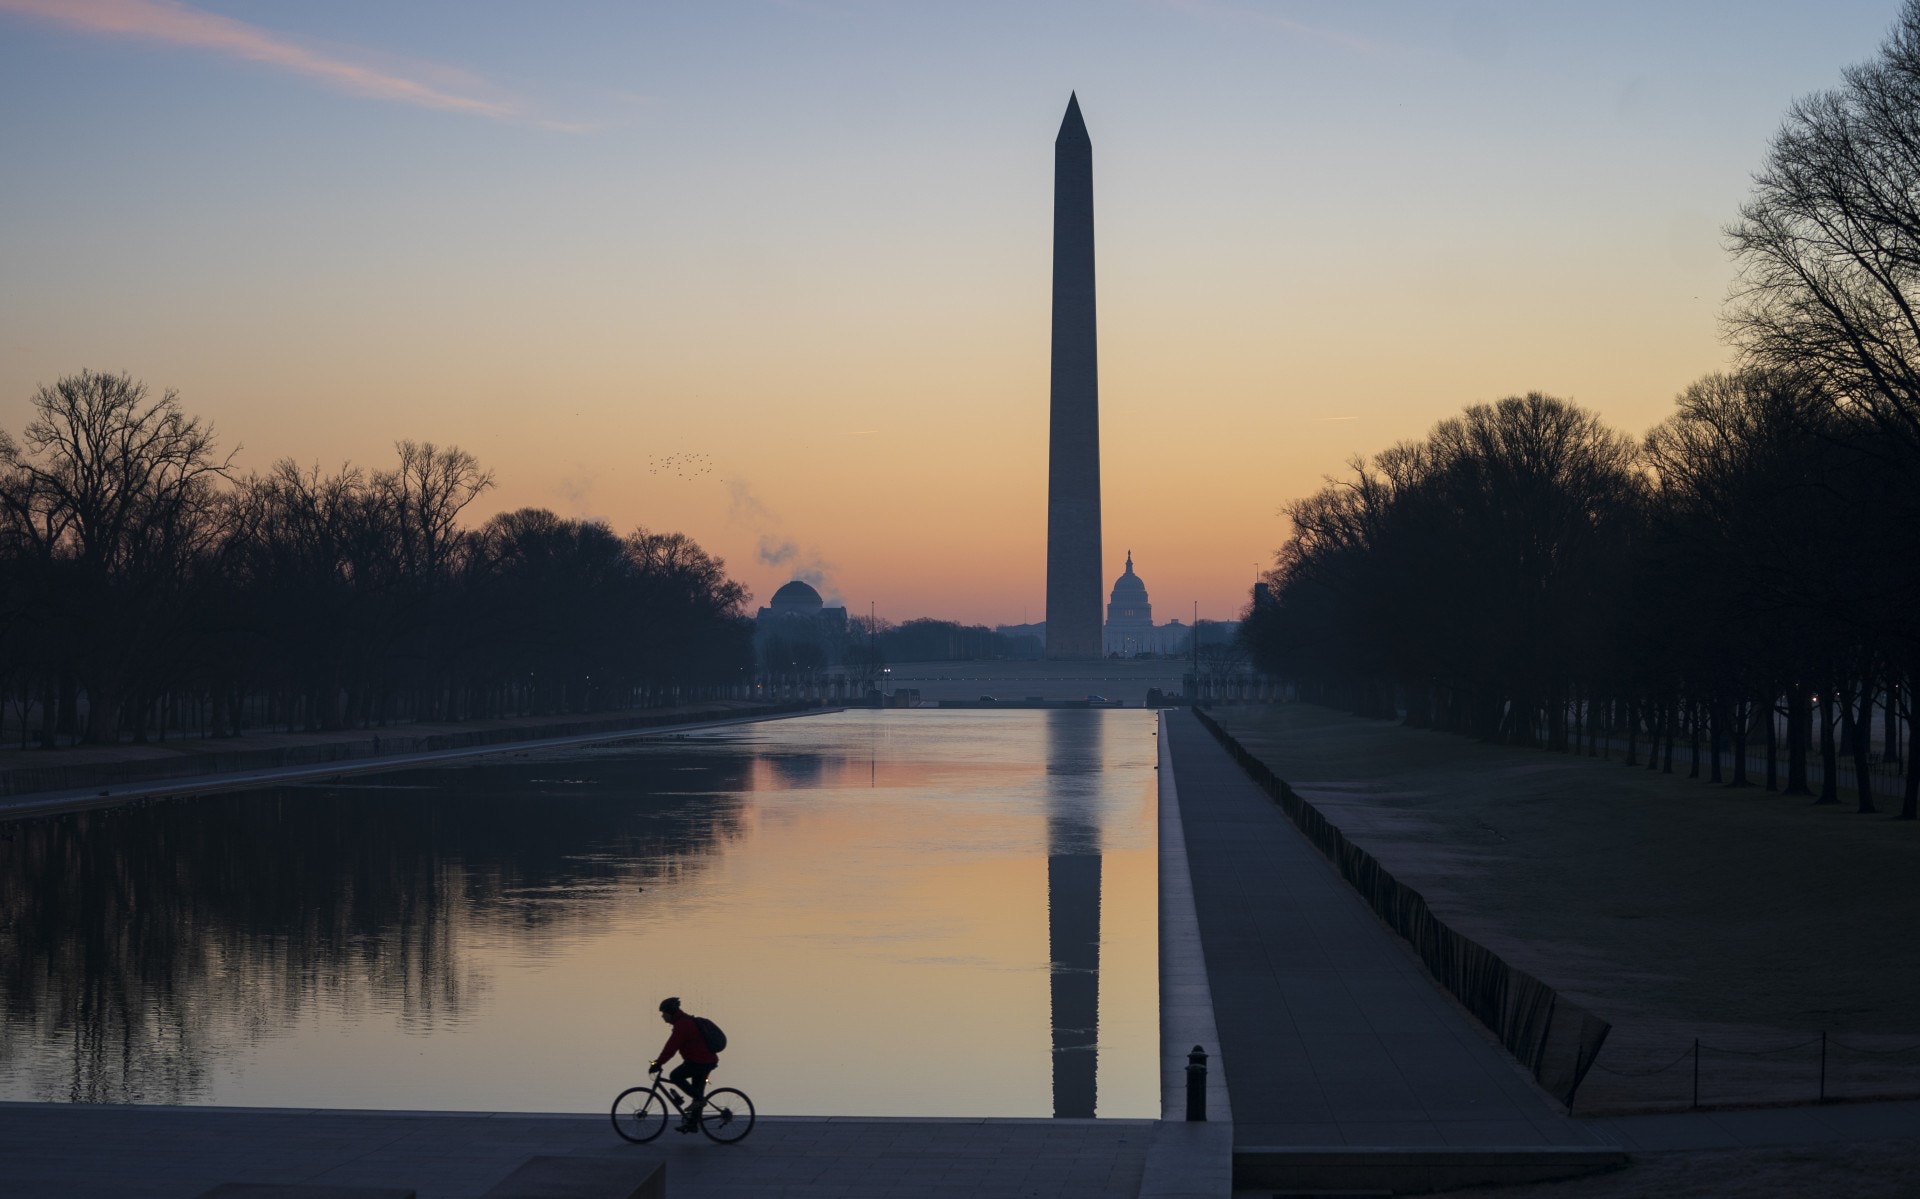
[610,1071,756,1145]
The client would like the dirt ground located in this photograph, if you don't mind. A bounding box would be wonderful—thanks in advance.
[1211,704,1920,1114]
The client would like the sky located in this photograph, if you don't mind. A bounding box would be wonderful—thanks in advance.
[0,0,1904,626]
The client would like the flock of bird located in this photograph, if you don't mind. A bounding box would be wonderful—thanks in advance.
[648,452,714,481]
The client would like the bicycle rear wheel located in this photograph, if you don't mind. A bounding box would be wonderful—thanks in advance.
[611,1085,669,1143]
[697,1087,755,1143]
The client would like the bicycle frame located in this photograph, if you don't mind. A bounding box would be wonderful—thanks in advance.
[611,1068,754,1145]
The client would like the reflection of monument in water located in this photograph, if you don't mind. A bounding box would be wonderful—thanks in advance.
[1045,708,1103,1117]
[1045,93,1104,660]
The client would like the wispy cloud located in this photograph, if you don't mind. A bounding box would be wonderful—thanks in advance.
[0,0,528,121]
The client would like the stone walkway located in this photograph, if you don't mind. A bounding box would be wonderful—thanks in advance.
[0,708,830,819]
[0,1104,1151,1198]
[1160,710,1606,1152]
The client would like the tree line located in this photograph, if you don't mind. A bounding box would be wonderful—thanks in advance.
[0,372,754,747]
[862,617,1038,664]
[1243,4,1920,819]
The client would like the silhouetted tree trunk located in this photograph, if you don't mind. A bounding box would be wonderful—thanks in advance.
[1902,667,1919,819]
[1818,690,1839,805]
[1885,682,1902,766]
[1840,670,1877,814]
[1709,698,1725,783]
[1765,691,1778,791]
[1730,698,1751,786]
[1785,686,1812,795]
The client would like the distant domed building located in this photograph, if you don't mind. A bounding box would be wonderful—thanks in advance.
[1100,551,1237,657]
[755,580,848,669]
[766,580,827,616]
[1105,552,1155,656]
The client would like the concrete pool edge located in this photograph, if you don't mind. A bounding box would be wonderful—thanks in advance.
[0,1103,1154,1198]
[1137,709,1234,1198]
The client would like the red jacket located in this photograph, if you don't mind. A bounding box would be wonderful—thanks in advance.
[657,1012,719,1066]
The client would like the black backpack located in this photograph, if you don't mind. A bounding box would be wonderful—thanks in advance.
[693,1015,727,1053]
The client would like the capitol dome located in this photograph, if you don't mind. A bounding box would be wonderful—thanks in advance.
[1108,553,1149,611]
[769,579,825,613]
[1105,551,1155,658]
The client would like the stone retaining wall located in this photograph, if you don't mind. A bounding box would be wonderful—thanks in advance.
[1192,706,1611,1108]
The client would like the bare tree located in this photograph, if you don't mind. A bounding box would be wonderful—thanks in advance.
[1727,2,1920,462]
[1727,4,1920,816]
[0,372,233,741]
[376,440,493,583]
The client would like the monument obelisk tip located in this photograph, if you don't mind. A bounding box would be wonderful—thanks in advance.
[1056,92,1090,149]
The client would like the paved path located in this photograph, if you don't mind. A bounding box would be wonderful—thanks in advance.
[0,709,835,819]
[0,1104,1151,1198]
[1161,710,1606,1151]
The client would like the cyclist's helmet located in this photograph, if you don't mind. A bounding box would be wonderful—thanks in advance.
[658,996,681,1013]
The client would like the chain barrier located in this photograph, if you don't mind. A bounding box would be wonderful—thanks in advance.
[1699,1036,1824,1057]
[1827,1037,1920,1057]
[1589,1045,1694,1077]
[1587,1030,1920,1109]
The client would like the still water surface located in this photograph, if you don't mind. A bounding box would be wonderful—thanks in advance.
[0,709,1158,1117]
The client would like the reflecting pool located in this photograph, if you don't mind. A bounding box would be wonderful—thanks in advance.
[0,709,1159,1118]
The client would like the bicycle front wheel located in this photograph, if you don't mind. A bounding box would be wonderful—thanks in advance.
[698,1087,756,1143]
[611,1085,670,1143]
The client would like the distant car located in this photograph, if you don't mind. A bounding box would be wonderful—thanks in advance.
[1087,694,1107,703]
[979,695,996,703]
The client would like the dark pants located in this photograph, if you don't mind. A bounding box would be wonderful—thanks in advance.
[670,1061,714,1115]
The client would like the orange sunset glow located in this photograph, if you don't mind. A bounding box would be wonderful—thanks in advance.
[3,2,1900,623]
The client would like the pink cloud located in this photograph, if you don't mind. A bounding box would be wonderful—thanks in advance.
[0,0,521,119]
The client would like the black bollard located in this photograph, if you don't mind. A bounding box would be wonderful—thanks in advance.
[1185,1045,1208,1121]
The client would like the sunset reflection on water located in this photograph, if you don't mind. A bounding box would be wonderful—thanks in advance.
[0,709,1159,1117]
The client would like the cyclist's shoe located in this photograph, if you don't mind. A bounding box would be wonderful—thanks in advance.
[677,1115,699,1133]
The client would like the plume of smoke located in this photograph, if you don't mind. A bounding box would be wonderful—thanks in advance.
[728,481,839,603]
[555,463,596,513]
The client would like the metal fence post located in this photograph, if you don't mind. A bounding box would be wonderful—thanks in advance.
[1186,1045,1208,1122]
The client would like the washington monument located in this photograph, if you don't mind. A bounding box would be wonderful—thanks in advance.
[1045,93,1103,660]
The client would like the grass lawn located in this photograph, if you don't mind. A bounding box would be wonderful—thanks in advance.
[1212,703,1920,1114]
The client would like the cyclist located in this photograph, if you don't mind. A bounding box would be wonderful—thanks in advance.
[650,996,719,1133]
